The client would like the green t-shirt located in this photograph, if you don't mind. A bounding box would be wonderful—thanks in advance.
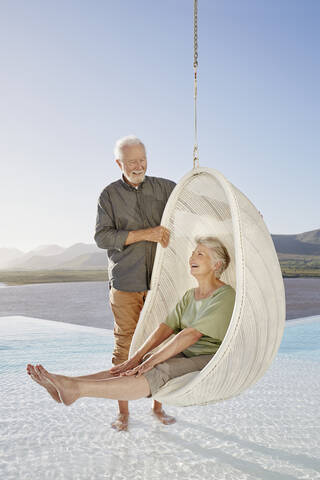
[164,285,236,357]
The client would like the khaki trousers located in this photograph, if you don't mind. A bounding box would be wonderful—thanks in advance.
[109,287,148,366]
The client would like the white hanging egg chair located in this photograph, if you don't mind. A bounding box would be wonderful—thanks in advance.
[130,2,285,406]
[129,167,286,406]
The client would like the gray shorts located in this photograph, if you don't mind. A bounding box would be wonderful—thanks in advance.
[143,352,214,398]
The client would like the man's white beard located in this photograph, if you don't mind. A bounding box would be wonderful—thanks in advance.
[126,171,145,184]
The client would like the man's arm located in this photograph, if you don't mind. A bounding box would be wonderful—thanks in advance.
[94,194,130,251]
[94,193,170,250]
[124,178,176,248]
[125,226,170,248]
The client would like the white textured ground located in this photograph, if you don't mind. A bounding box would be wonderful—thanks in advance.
[1,316,320,480]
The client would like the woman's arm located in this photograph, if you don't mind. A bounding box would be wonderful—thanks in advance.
[122,327,203,377]
[109,322,174,374]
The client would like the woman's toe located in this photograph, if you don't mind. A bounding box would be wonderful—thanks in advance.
[38,365,51,379]
[35,366,43,377]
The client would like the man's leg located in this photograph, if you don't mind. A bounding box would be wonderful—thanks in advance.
[152,400,176,425]
[109,287,147,430]
[110,287,175,428]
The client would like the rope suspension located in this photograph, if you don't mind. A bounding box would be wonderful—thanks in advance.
[193,0,199,169]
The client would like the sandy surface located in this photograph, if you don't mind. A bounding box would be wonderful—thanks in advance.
[1,315,320,480]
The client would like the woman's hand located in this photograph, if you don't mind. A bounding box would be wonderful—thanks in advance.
[120,355,158,377]
[109,355,142,375]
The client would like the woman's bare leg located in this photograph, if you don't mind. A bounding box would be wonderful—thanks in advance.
[26,364,61,403]
[27,364,176,428]
[51,368,132,431]
[35,364,150,405]
[72,371,130,430]
[27,364,118,406]
[72,370,115,381]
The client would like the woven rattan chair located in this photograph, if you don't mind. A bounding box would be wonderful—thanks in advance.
[129,167,286,406]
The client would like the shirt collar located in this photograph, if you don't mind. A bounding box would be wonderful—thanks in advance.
[120,173,148,191]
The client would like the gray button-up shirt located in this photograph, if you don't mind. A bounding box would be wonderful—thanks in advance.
[94,174,176,292]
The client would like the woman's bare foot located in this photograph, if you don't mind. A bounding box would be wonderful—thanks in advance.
[152,407,176,425]
[26,364,61,403]
[36,364,80,406]
[111,413,129,432]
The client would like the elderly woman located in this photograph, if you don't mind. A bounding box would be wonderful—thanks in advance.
[26,236,235,412]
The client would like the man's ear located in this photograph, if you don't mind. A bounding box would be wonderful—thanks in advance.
[115,159,122,170]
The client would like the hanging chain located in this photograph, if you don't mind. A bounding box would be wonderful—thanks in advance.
[193,0,199,169]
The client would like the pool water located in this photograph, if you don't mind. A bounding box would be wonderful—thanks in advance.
[278,316,320,360]
[1,316,114,375]
[1,315,320,480]
[1,315,319,375]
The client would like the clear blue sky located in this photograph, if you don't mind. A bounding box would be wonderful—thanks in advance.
[1,0,319,251]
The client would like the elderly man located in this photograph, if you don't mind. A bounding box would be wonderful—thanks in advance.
[94,135,176,431]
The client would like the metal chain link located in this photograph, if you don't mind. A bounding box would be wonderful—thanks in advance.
[193,0,199,169]
[194,0,198,69]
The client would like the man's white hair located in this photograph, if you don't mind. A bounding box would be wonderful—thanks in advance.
[113,135,146,161]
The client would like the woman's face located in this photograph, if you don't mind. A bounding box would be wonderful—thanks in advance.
[189,243,218,277]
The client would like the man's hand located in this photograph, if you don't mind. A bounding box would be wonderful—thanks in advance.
[125,225,171,248]
[145,226,170,248]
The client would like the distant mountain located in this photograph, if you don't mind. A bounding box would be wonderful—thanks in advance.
[0,244,66,269]
[58,252,107,269]
[0,247,25,268]
[2,243,104,270]
[31,245,65,256]
[1,228,319,271]
[271,229,320,256]
[296,230,320,245]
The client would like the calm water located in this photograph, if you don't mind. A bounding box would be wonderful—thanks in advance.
[0,281,114,329]
[1,315,319,480]
[0,278,319,329]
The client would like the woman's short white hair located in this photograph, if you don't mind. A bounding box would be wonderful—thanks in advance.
[195,235,231,278]
[113,135,146,161]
